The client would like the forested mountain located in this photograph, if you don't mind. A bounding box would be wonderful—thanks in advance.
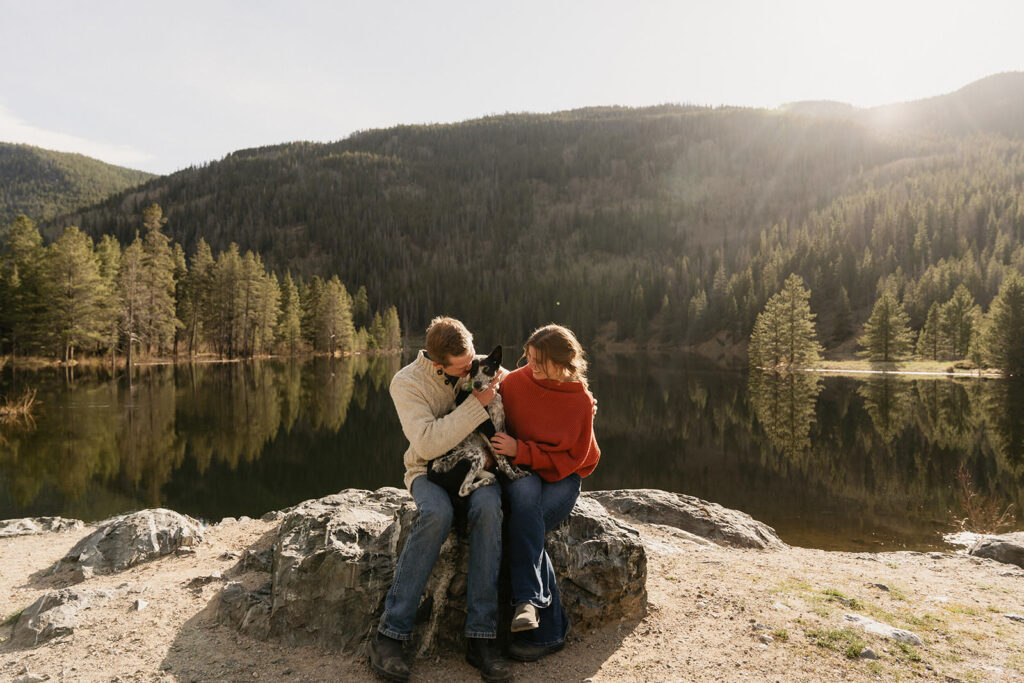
[0,143,153,226]
[44,73,1024,349]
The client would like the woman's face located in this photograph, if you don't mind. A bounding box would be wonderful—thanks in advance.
[525,346,566,381]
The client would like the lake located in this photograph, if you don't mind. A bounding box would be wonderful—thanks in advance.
[2,352,1022,551]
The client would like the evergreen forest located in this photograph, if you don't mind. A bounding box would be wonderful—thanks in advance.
[0,143,153,226]
[0,207,401,363]
[7,72,1024,356]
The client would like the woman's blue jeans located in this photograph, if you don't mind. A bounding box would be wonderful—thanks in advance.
[378,475,502,640]
[504,471,581,647]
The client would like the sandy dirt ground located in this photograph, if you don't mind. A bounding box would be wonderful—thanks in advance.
[2,517,1024,682]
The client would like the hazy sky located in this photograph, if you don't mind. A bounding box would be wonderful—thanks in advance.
[2,1,1021,174]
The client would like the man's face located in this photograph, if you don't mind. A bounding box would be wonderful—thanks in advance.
[439,349,476,377]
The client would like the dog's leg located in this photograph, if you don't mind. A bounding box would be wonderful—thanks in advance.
[460,469,496,497]
[489,395,505,433]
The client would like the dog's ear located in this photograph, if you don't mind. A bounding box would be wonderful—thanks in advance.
[486,345,502,365]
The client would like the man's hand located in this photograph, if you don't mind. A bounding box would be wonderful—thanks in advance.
[490,432,517,458]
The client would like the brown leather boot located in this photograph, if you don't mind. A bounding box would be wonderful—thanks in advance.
[466,637,513,681]
[368,632,410,682]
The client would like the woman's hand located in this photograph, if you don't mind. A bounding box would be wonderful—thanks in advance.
[474,384,498,407]
[490,432,517,458]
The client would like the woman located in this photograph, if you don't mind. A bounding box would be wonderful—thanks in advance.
[490,324,600,662]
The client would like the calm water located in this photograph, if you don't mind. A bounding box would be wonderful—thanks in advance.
[2,353,1023,551]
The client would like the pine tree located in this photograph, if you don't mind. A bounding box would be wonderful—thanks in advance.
[0,215,44,356]
[94,234,121,361]
[210,244,243,357]
[916,302,942,360]
[239,251,263,357]
[832,286,853,343]
[383,305,402,350]
[983,272,1024,375]
[172,243,188,356]
[857,292,914,362]
[42,226,108,362]
[140,205,179,354]
[352,285,371,329]
[368,311,385,349]
[319,276,354,354]
[301,276,324,350]
[184,239,215,356]
[940,285,980,360]
[255,270,280,356]
[117,236,145,370]
[749,274,821,369]
[276,271,303,354]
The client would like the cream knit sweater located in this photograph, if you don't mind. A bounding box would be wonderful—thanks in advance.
[390,350,491,490]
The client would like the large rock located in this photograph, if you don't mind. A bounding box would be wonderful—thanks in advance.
[585,489,786,550]
[218,487,646,655]
[13,588,114,647]
[843,614,923,646]
[0,517,84,538]
[55,508,204,580]
[966,532,1024,569]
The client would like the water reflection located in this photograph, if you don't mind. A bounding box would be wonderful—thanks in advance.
[584,360,1024,550]
[2,354,1024,550]
[748,371,822,460]
[0,355,402,522]
[857,377,915,444]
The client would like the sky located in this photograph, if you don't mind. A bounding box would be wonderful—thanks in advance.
[2,0,1022,175]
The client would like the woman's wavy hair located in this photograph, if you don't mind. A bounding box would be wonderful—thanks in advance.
[521,324,588,383]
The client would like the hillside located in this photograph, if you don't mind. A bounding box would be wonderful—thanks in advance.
[45,73,1024,348]
[0,143,154,226]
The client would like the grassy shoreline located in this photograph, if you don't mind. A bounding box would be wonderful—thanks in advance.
[0,349,403,371]
[803,359,1001,379]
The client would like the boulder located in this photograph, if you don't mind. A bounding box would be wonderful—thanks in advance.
[585,489,786,550]
[218,487,646,655]
[54,508,203,580]
[0,517,84,538]
[966,532,1024,569]
[842,614,923,646]
[13,588,114,647]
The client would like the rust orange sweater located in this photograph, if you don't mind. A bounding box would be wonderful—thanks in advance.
[499,366,600,482]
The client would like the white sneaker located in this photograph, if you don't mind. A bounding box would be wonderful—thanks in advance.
[511,603,539,632]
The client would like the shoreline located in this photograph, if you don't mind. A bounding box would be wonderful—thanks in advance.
[0,349,403,371]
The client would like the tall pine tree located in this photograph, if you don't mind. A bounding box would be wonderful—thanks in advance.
[858,292,914,362]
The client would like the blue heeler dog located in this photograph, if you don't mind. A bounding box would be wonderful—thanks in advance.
[428,345,528,498]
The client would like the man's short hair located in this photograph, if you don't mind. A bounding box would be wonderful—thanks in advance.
[426,317,473,365]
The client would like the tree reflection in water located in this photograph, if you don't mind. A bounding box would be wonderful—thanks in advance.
[0,355,402,522]
[856,377,914,444]
[3,356,1024,550]
[747,371,822,462]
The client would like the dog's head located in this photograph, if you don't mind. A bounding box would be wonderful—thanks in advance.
[467,346,502,391]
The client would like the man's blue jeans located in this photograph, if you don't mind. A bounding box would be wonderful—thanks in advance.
[504,471,581,647]
[378,475,502,640]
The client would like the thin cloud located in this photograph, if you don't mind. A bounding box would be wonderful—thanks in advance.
[0,104,153,170]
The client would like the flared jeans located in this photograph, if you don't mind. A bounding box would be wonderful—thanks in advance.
[503,471,582,647]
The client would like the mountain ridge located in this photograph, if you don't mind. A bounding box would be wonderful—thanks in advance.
[10,72,1024,347]
[0,143,154,226]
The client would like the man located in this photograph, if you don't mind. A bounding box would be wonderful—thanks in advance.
[369,316,512,682]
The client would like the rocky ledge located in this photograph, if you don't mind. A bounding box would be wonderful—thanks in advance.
[216,488,785,655]
[965,532,1024,569]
